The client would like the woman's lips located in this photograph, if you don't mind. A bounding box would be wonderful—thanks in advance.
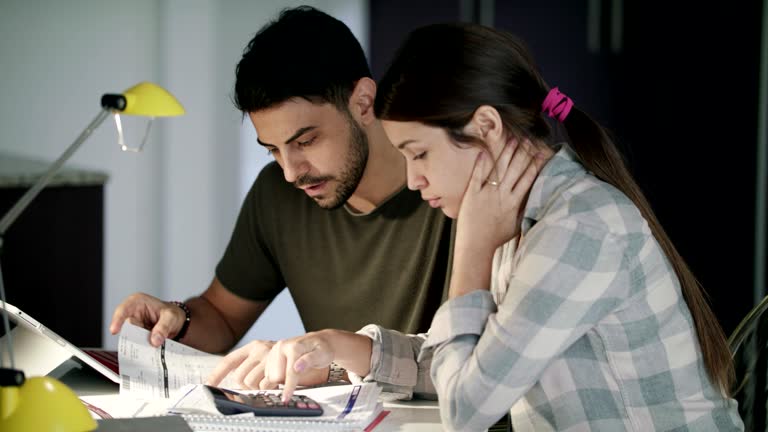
[424,197,441,208]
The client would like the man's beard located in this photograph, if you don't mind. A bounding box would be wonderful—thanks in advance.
[294,114,369,209]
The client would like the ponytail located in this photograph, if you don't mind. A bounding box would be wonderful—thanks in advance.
[563,107,734,396]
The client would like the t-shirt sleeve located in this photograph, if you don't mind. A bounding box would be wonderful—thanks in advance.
[215,163,286,301]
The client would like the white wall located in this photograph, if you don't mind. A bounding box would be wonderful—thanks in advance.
[0,0,369,349]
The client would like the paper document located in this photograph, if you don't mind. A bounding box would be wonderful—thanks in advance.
[88,324,389,430]
[118,322,236,399]
[81,382,388,431]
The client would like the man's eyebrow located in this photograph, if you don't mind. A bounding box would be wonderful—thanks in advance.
[285,126,317,144]
[256,126,317,147]
[397,139,417,150]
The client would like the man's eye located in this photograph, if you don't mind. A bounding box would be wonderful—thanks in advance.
[297,137,316,147]
[266,147,278,155]
[413,152,427,161]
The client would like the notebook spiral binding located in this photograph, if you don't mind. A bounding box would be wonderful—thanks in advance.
[180,414,364,432]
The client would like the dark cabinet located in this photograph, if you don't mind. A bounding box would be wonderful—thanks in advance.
[0,154,105,348]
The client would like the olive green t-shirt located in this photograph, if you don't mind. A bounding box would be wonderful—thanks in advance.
[216,162,452,334]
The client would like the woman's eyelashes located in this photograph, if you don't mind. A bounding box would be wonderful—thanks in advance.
[413,151,427,161]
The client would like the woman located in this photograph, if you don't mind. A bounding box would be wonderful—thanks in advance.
[210,23,743,431]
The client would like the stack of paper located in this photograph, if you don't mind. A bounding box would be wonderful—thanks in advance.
[117,323,237,400]
[80,323,388,431]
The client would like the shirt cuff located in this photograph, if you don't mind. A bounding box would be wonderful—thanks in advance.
[421,290,496,354]
[347,324,381,385]
[348,324,418,388]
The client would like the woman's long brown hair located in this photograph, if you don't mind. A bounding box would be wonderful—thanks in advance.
[374,23,733,395]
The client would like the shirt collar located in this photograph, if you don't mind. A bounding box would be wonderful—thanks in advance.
[521,143,586,234]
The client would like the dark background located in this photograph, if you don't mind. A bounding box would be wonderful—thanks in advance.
[370,0,767,337]
[0,185,103,347]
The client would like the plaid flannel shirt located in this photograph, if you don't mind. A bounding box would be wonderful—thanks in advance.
[352,145,743,431]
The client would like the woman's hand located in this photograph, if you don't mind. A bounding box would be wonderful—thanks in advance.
[259,330,373,402]
[206,336,332,395]
[206,339,282,388]
[208,330,372,402]
[262,331,337,401]
[459,138,540,250]
[450,138,541,298]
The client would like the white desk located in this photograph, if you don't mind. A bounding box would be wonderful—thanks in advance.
[59,361,444,431]
[379,400,444,431]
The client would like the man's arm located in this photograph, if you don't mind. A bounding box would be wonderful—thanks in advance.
[110,277,269,353]
[184,277,270,353]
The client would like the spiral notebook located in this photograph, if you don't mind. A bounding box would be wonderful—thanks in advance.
[172,383,388,432]
[180,410,389,432]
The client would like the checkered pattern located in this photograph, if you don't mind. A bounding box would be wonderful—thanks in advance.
[353,146,743,431]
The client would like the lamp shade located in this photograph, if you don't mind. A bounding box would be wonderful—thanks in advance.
[0,376,97,431]
[101,81,185,117]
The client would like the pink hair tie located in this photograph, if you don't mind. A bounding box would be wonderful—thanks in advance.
[541,87,574,122]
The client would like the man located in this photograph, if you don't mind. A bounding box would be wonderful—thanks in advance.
[109,6,452,386]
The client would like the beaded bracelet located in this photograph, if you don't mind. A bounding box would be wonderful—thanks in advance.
[170,301,191,342]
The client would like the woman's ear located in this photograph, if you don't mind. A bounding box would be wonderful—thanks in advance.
[467,105,506,154]
[348,77,377,126]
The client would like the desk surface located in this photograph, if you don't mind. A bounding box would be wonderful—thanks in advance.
[60,362,444,431]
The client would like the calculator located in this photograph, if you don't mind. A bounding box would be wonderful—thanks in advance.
[204,385,324,417]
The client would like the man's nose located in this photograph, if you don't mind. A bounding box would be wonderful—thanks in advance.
[281,149,309,183]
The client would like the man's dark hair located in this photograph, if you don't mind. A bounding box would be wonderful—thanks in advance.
[234,6,371,113]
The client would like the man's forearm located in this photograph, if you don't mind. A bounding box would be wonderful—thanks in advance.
[173,296,235,353]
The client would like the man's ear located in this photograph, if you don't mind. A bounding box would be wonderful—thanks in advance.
[348,77,377,126]
[466,105,506,153]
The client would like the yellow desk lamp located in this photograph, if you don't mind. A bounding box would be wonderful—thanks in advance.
[0,82,184,432]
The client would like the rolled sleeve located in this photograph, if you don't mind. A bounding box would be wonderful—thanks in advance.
[421,290,496,353]
[348,324,435,400]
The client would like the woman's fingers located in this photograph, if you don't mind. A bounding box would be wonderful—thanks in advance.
[208,348,248,386]
[242,361,267,390]
[491,138,517,186]
[283,340,334,402]
[470,149,493,192]
[208,340,274,389]
[510,161,539,204]
[500,139,534,192]
[231,353,265,389]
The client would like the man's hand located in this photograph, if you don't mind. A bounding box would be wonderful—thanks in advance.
[109,293,187,347]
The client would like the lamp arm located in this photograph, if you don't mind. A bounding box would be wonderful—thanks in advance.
[0,109,111,237]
